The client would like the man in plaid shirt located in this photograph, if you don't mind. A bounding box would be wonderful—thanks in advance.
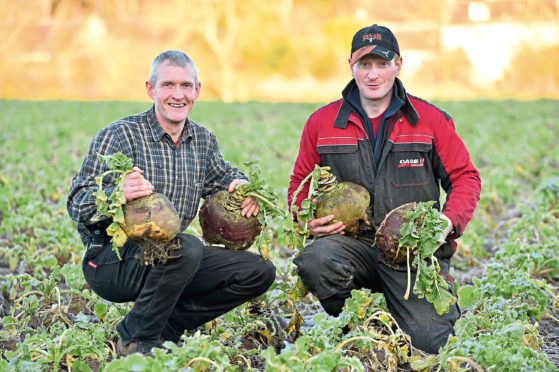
[67,50,276,357]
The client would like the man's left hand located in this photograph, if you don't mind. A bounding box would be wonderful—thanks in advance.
[440,213,454,245]
[228,179,259,217]
[408,213,454,258]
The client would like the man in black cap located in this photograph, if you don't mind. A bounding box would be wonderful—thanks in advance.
[287,24,481,353]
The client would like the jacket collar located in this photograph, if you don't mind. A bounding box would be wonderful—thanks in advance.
[336,77,419,128]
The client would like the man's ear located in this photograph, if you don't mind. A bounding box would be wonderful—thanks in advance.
[394,56,403,77]
[348,58,355,77]
[195,82,201,99]
[146,81,155,100]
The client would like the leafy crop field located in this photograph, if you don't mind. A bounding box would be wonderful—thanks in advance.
[0,99,558,371]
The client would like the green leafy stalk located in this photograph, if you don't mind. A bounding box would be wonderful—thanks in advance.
[287,164,325,251]
[398,201,456,315]
[233,160,287,260]
[92,152,135,258]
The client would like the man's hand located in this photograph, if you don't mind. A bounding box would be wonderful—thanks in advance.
[123,167,154,201]
[440,213,454,242]
[228,179,259,217]
[306,214,346,238]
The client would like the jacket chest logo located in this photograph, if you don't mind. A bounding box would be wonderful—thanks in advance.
[398,157,424,168]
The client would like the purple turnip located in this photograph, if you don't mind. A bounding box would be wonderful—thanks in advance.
[199,190,262,250]
[375,202,419,264]
[198,161,284,257]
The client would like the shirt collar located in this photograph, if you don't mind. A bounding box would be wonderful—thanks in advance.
[146,105,193,143]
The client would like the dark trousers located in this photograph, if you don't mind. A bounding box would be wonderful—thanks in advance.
[82,231,276,351]
[293,234,460,354]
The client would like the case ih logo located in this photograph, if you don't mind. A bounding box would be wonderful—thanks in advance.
[362,33,382,43]
[398,157,424,168]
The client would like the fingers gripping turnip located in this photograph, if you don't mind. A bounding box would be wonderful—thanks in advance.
[93,152,181,265]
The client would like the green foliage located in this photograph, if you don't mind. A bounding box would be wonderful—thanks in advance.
[1,100,558,371]
[447,180,558,372]
[398,201,456,315]
[60,263,87,291]
[235,160,287,260]
[105,333,237,372]
[93,152,136,257]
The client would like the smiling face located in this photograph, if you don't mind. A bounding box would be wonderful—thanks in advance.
[352,54,402,106]
[146,60,200,131]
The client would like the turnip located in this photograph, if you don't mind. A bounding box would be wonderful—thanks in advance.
[198,160,285,259]
[122,193,180,242]
[314,168,371,236]
[375,202,419,264]
[375,201,456,314]
[93,152,181,264]
[199,190,262,250]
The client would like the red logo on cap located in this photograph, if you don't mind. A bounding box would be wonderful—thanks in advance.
[363,33,382,43]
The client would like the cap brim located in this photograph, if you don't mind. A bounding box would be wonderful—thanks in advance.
[350,45,395,65]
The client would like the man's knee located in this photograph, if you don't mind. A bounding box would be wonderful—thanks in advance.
[256,259,276,294]
[176,233,204,264]
[161,234,204,283]
[294,238,355,299]
[223,254,276,298]
[294,238,344,277]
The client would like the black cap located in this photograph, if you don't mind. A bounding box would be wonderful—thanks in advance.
[349,24,400,65]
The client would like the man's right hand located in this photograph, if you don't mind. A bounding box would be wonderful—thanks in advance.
[123,167,154,201]
[306,214,346,238]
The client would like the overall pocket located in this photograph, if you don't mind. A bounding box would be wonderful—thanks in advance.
[317,139,360,184]
[390,142,433,187]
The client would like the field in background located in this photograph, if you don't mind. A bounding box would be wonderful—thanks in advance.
[1,97,558,267]
[0,99,558,370]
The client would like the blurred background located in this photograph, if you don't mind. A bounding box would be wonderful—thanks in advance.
[1,0,558,102]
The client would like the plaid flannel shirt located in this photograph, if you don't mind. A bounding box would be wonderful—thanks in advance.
[67,106,246,246]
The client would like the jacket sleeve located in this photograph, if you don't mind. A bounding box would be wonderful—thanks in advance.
[433,116,481,237]
[287,114,321,211]
[67,127,130,225]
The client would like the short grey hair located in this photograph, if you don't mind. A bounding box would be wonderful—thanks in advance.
[148,50,199,86]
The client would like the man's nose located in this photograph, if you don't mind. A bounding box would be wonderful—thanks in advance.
[367,67,379,79]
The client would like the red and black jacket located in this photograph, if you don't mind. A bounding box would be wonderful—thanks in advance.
[288,78,481,254]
